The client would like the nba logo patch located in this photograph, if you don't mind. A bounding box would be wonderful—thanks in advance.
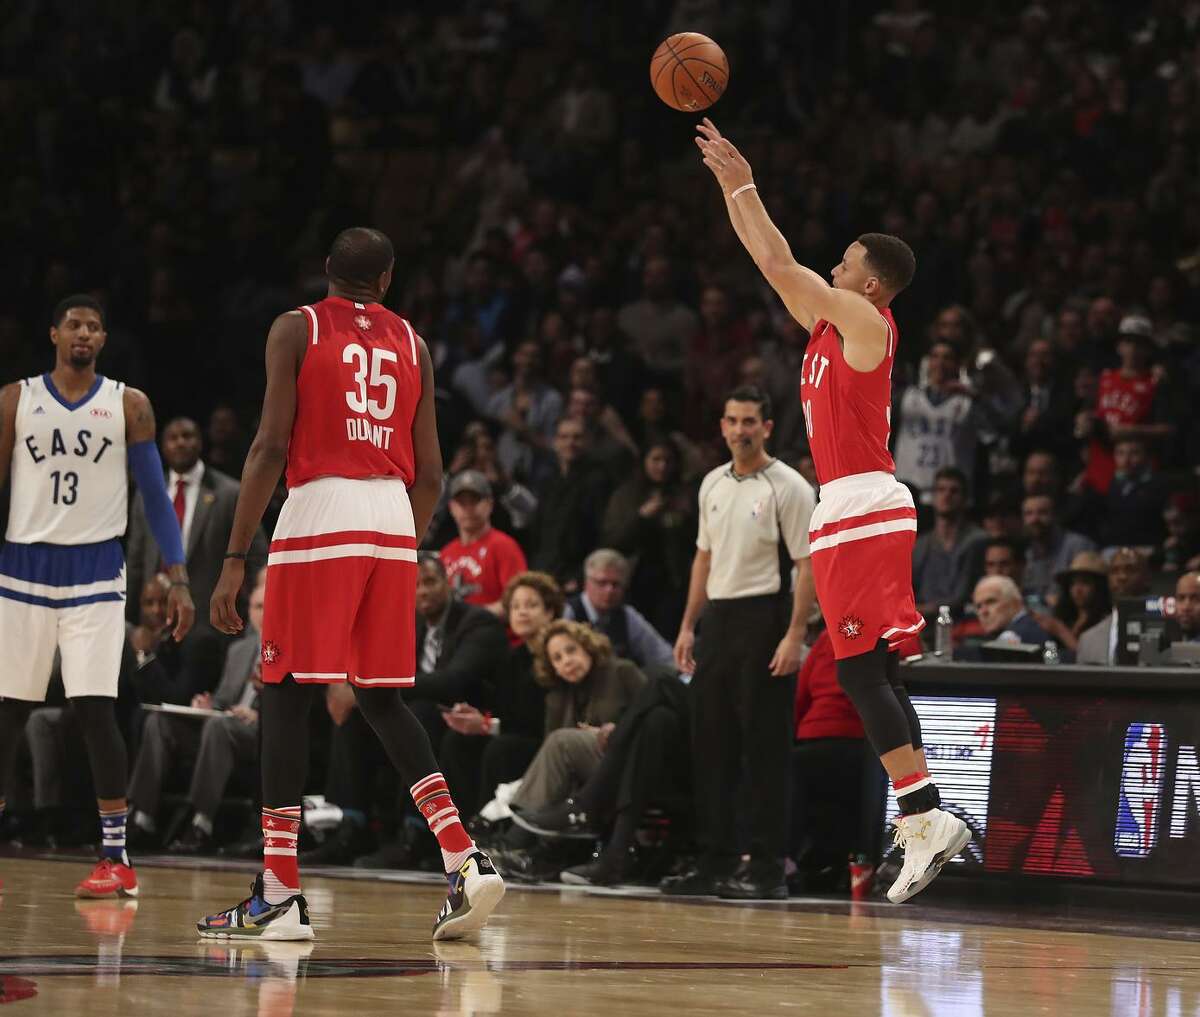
[261,641,280,665]
[750,499,764,519]
[1115,722,1167,858]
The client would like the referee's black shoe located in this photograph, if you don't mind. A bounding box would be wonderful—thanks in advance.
[716,858,788,901]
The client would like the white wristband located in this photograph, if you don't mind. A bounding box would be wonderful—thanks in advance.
[729,183,757,200]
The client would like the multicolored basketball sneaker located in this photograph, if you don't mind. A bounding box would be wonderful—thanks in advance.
[432,851,505,941]
[75,859,139,899]
[197,874,315,941]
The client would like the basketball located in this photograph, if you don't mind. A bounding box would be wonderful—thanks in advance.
[649,32,729,112]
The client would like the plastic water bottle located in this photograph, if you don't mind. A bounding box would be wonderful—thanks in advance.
[1042,640,1060,666]
[935,605,953,659]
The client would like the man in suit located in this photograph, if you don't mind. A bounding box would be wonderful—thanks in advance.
[127,583,266,854]
[126,417,267,700]
[306,552,507,866]
[1077,548,1151,666]
[965,575,1064,657]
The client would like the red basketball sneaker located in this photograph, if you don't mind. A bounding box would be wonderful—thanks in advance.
[75,859,139,899]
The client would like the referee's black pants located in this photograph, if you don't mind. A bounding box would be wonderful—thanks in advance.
[691,594,794,862]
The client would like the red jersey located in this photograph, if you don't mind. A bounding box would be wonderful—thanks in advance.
[1085,368,1157,494]
[800,308,898,484]
[441,528,527,607]
[286,296,422,489]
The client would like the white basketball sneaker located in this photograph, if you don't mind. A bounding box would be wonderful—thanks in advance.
[886,808,972,904]
[432,851,506,941]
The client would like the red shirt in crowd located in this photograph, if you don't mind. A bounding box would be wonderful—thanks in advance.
[794,630,923,740]
[441,527,527,608]
[1085,368,1157,494]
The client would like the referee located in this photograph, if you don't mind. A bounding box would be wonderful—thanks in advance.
[667,384,816,900]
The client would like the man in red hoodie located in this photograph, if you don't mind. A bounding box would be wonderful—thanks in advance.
[791,622,922,887]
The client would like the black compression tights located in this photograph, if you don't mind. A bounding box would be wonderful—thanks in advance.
[260,678,441,808]
[834,639,924,757]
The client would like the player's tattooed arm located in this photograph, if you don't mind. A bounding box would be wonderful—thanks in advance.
[409,336,444,544]
[0,382,19,494]
[123,387,157,445]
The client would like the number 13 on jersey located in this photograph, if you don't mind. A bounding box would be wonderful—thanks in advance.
[344,342,397,450]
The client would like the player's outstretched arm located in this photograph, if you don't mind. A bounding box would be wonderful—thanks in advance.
[409,337,444,544]
[0,382,18,496]
[696,121,888,368]
[211,311,306,634]
[124,386,195,641]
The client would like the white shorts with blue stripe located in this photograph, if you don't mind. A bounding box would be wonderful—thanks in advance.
[0,540,126,702]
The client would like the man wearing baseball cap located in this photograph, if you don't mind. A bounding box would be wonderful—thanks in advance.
[1082,313,1174,495]
[440,469,528,617]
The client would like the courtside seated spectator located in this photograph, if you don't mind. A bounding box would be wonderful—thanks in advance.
[311,552,508,869]
[1049,551,1112,656]
[438,572,564,820]
[1174,573,1200,645]
[441,470,527,617]
[127,582,266,853]
[564,549,674,669]
[1077,548,1151,666]
[959,576,1066,661]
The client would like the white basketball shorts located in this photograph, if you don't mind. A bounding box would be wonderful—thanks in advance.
[0,540,126,701]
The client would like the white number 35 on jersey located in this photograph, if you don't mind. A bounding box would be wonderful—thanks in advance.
[343,343,397,421]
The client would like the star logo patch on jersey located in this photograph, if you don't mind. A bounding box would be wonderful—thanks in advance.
[353,314,372,331]
[838,615,865,640]
[261,641,280,665]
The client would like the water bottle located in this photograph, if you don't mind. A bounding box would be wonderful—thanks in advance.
[1042,640,1060,666]
[935,605,953,659]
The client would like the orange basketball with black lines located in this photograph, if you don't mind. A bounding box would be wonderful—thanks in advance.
[650,32,729,112]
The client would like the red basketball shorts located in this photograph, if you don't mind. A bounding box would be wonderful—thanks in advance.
[260,476,417,687]
[809,471,925,661]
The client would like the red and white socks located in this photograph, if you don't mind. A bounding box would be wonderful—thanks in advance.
[893,771,941,816]
[411,773,475,873]
[261,806,302,904]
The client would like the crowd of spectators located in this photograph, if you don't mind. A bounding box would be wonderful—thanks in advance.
[2,0,1200,892]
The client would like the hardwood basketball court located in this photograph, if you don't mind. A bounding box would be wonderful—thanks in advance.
[1,853,1197,1015]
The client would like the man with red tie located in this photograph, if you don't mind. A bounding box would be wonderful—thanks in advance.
[127,417,266,637]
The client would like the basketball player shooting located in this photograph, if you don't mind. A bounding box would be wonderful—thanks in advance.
[696,119,971,902]
[197,228,503,941]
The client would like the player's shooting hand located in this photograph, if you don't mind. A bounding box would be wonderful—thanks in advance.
[694,117,753,194]
[769,629,807,677]
[211,559,245,635]
[167,583,196,642]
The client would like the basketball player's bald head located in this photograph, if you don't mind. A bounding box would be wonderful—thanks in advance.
[326,228,395,297]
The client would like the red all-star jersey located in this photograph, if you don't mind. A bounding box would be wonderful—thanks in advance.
[800,307,899,485]
[285,296,422,489]
[1085,368,1157,493]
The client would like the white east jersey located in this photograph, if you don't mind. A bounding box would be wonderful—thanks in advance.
[6,375,128,545]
